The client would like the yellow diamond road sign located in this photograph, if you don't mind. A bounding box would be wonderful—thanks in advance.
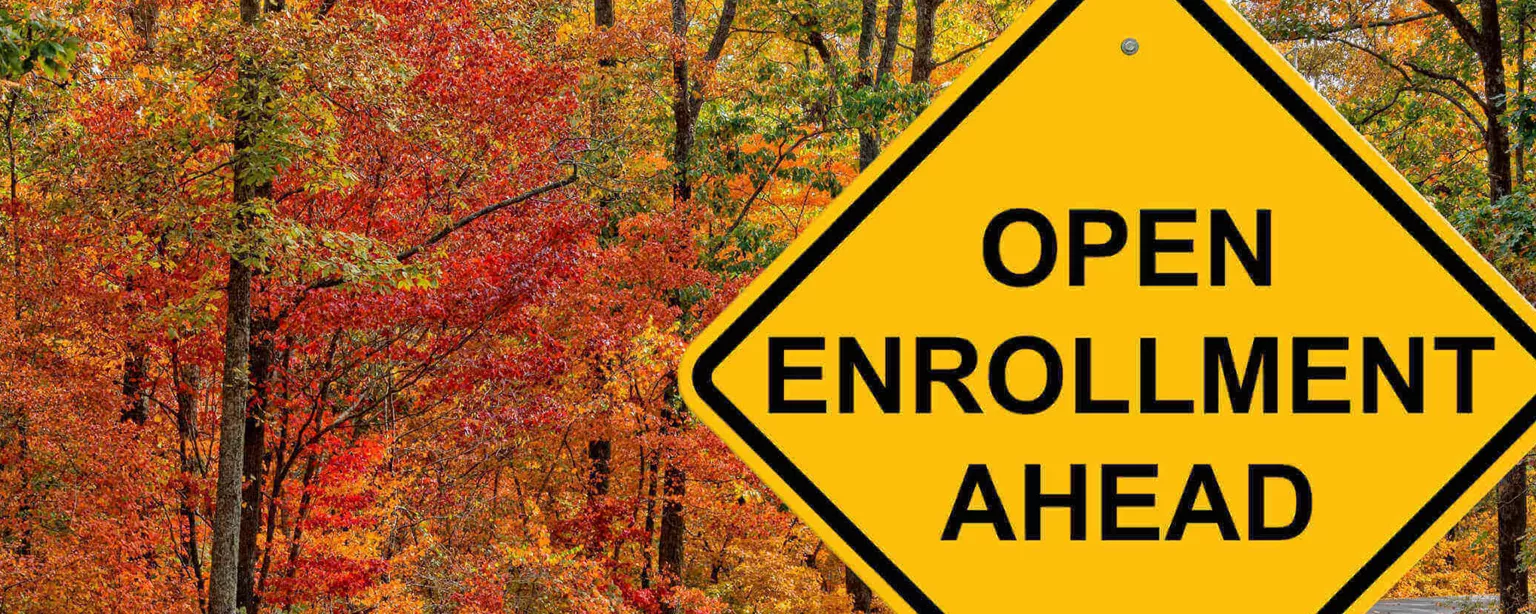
[679,0,1536,611]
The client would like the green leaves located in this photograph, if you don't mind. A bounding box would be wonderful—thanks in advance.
[1450,192,1536,264]
[1510,90,1536,156]
[281,221,438,291]
[0,5,80,81]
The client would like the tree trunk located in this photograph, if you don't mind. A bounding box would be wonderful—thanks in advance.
[655,1,691,591]
[588,439,613,496]
[1516,7,1528,188]
[876,0,903,84]
[640,452,659,589]
[282,454,319,581]
[657,461,687,613]
[129,0,159,52]
[852,0,901,169]
[257,360,296,599]
[209,257,252,614]
[172,355,204,605]
[211,1,273,612]
[120,275,148,426]
[237,316,276,614]
[846,565,875,611]
[671,0,693,203]
[596,0,616,67]
[587,0,619,489]
[1499,462,1529,614]
[654,369,691,611]
[256,441,288,598]
[594,0,614,30]
[1479,0,1528,610]
[910,0,941,83]
[121,342,148,425]
[654,0,741,601]
[855,132,879,176]
[855,0,880,168]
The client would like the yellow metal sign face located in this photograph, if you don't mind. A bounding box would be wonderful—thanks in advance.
[680,0,1536,611]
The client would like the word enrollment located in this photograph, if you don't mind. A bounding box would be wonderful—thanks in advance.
[764,208,1495,543]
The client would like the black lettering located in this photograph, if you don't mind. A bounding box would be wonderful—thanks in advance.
[984,209,1057,287]
[1363,337,1423,414]
[1211,209,1272,286]
[1140,209,1198,286]
[838,337,901,414]
[768,337,825,413]
[1102,464,1159,540]
[1249,464,1312,540]
[1294,337,1350,414]
[1204,337,1278,414]
[988,336,1063,415]
[1025,464,1088,540]
[1434,337,1495,414]
[1076,338,1128,414]
[1142,338,1193,413]
[1069,209,1128,286]
[1166,464,1239,540]
[916,337,982,413]
[941,464,1016,540]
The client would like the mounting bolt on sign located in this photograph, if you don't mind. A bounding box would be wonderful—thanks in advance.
[679,0,1536,612]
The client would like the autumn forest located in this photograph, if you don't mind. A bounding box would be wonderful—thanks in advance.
[1,0,1535,611]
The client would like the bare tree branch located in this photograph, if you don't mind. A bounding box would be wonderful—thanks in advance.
[703,0,738,63]
[1317,36,1489,130]
[1271,11,1437,41]
[875,0,904,83]
[688,0,741,125]
[935,36,996,67]
[294,167,578,303]
[389,169,578,266]
[1405,59,1490,111]
[707,129,825,257]
[1421,0,1485,51]
[794,15,841,73]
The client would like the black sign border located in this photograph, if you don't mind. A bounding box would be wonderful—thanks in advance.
[690,0,1536,611]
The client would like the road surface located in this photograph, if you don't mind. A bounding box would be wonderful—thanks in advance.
[1371,596,1495,613]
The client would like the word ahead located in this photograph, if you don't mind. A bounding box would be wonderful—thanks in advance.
[940,464,1310,542]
